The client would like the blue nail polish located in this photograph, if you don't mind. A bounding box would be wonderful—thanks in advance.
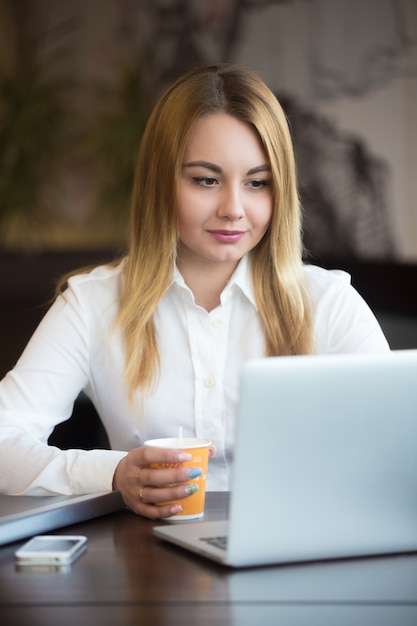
[188,468,202,479]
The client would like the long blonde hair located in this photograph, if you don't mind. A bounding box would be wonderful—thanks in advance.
[117,64,315,399]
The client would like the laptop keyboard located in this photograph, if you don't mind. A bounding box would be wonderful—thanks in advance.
[200,536,228,550]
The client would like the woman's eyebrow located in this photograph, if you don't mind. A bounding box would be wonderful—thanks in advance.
[183,161,271,175]
[247,164,271,175]
[182,160,222,173]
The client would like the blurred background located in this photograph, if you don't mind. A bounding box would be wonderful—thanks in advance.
[1,0,417,380]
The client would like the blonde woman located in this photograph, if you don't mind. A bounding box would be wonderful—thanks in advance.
[0,64,389,518]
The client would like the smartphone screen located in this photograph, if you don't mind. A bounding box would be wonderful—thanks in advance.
[15,535,87,566]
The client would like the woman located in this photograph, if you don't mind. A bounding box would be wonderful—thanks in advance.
[0,64,389,518]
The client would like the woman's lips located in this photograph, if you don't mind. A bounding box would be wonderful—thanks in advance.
[208,230,246,243]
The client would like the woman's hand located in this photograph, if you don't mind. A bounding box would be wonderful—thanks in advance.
[113,445,202,519]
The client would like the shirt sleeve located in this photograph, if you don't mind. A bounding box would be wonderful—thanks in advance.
[0,270,127,496]
[305,266,391,353]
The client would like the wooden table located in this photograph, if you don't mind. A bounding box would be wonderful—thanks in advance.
[1,492,416,625]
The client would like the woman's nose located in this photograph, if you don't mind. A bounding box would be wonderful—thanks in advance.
[217,184,245,220]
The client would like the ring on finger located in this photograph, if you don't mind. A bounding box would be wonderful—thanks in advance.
[138,487,146,503]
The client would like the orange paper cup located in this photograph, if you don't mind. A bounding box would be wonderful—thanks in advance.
[145,437,211,521]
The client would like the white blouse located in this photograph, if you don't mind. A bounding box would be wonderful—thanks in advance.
[0,255,389,495]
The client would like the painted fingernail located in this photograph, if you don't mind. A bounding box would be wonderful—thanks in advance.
[185,484,199,495]
[177,452,192,462]
[169,504,183,515]
[188,468,202,479]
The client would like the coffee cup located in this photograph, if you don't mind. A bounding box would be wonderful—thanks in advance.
[145,437,211,521]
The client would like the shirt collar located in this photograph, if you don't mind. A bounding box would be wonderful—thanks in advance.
[171,253,258,310]
[227,253,257,308]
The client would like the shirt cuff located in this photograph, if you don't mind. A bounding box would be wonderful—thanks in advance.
[70,449,128,494]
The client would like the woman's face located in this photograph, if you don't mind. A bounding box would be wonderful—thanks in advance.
[177,113,273,273]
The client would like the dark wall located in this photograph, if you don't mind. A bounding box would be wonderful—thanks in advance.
[315,256,417,351]
[0,252,114,450]
[0,252,114,376]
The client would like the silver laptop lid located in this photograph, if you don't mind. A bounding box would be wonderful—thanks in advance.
[226,350,417,566]
[0,491,124,546]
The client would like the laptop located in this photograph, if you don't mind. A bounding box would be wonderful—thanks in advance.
[153,350,417,567]
[0,491,125,546]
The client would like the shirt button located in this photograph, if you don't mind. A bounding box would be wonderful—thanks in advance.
[212,318,222,327]
[204,377,215,388]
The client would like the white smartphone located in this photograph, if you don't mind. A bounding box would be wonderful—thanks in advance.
[15,535,87,566]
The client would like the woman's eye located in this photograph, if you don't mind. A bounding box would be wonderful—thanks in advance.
[192,177,218,187]
[248,179,270,190]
